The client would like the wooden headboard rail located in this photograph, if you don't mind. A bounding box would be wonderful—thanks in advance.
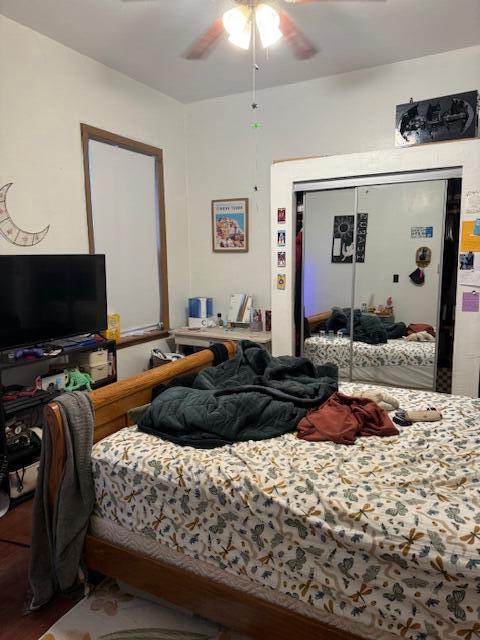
[44,341,237,509]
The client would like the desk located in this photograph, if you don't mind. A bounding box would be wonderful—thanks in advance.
[172,327,272,353]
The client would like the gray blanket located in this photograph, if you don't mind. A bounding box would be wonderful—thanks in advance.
[26,391,95,611]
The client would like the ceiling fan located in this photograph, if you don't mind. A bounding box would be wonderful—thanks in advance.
[121,0,385,61]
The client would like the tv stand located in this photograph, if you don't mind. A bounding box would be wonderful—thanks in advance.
[0,338,117,508]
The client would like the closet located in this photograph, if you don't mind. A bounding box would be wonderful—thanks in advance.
[298,170,461,392]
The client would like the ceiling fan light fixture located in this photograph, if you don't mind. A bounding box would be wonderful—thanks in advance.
[222,6,252,50]
[255,4,283,49]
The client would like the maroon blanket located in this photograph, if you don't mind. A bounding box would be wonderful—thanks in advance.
[297,392,399,445]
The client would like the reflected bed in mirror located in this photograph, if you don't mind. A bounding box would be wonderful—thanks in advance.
[305,335,435,390]
[305,308,436,390]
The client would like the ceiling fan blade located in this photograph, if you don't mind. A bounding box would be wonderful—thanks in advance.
[183,18,224,60]
[279,11,318,59]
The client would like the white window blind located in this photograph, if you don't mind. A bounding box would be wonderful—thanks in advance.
[88,140,161,334]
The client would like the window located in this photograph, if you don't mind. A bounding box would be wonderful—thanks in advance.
[81,125,169,343]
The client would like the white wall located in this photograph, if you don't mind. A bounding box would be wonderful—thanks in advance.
[185,45,480,319]
[0,15,189,379]
[303,188,355,316]
[355,181,445,327]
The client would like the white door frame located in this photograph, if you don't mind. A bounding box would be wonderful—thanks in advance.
[270,140,480,397]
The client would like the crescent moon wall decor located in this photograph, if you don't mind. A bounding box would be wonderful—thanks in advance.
[0,183,50,246]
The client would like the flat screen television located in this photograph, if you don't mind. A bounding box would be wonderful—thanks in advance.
[0,254,107,351]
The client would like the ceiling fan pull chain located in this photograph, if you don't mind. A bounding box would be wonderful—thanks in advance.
[251,1,260,194]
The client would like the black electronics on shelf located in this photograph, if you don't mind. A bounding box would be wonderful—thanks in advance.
[0,338,117,508]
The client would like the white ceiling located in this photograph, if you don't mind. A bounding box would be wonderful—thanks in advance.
[1,0,479,103]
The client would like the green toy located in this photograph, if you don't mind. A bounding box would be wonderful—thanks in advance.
[65,367,93,392]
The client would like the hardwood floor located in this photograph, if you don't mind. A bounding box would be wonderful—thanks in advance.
[0,499,75,640]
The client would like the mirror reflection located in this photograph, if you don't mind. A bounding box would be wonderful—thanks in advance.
[302,179,449,391]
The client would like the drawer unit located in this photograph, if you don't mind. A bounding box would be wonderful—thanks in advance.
[81,362,109,382]
[78,348,109,367]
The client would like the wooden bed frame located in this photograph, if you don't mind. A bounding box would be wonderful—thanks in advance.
[45,342,361,640]
[306,310,332,333]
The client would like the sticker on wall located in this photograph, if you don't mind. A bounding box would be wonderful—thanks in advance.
[461,221,480,252]
[462,291,479,312]
[0,183,49,246]
[277,273,286,290]
[277,251,286,268]
[277,231,286,246]
[355,213,368,263]
[411,226,433,239]
[277,208,286,224]
[331,215,354,263]
[474,218,480,236]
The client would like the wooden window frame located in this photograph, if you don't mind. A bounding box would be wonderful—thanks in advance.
[80,124,169,349]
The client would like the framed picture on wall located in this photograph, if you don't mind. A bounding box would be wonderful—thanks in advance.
[212,198,249,252]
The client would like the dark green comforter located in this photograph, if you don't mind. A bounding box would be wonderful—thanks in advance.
[325,308,406,344]
[138,340,337,448]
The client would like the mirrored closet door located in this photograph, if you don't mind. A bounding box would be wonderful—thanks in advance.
[302,188,355,380]
[301,173,457,391]
[352,180,446,390]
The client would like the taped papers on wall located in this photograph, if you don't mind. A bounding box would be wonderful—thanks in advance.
[462,292,479,312]
[466,190,480,216]
[459,269,480,288]
[461,221,480,252]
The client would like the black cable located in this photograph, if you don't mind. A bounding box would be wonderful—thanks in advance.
[0,537,31,549]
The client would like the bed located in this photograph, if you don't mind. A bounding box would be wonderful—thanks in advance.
[45,344,480,640]
[304,336,435,389]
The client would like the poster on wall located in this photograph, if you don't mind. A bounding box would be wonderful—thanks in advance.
[277,251,286,268]
[355,213,368,263]
[211,198,248,252]
[277,208,286,224]
[461,220,480,252]
[462,292,479,312]
[460,252,475,270]
[331,215,354,263]
[395,90,478,147]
